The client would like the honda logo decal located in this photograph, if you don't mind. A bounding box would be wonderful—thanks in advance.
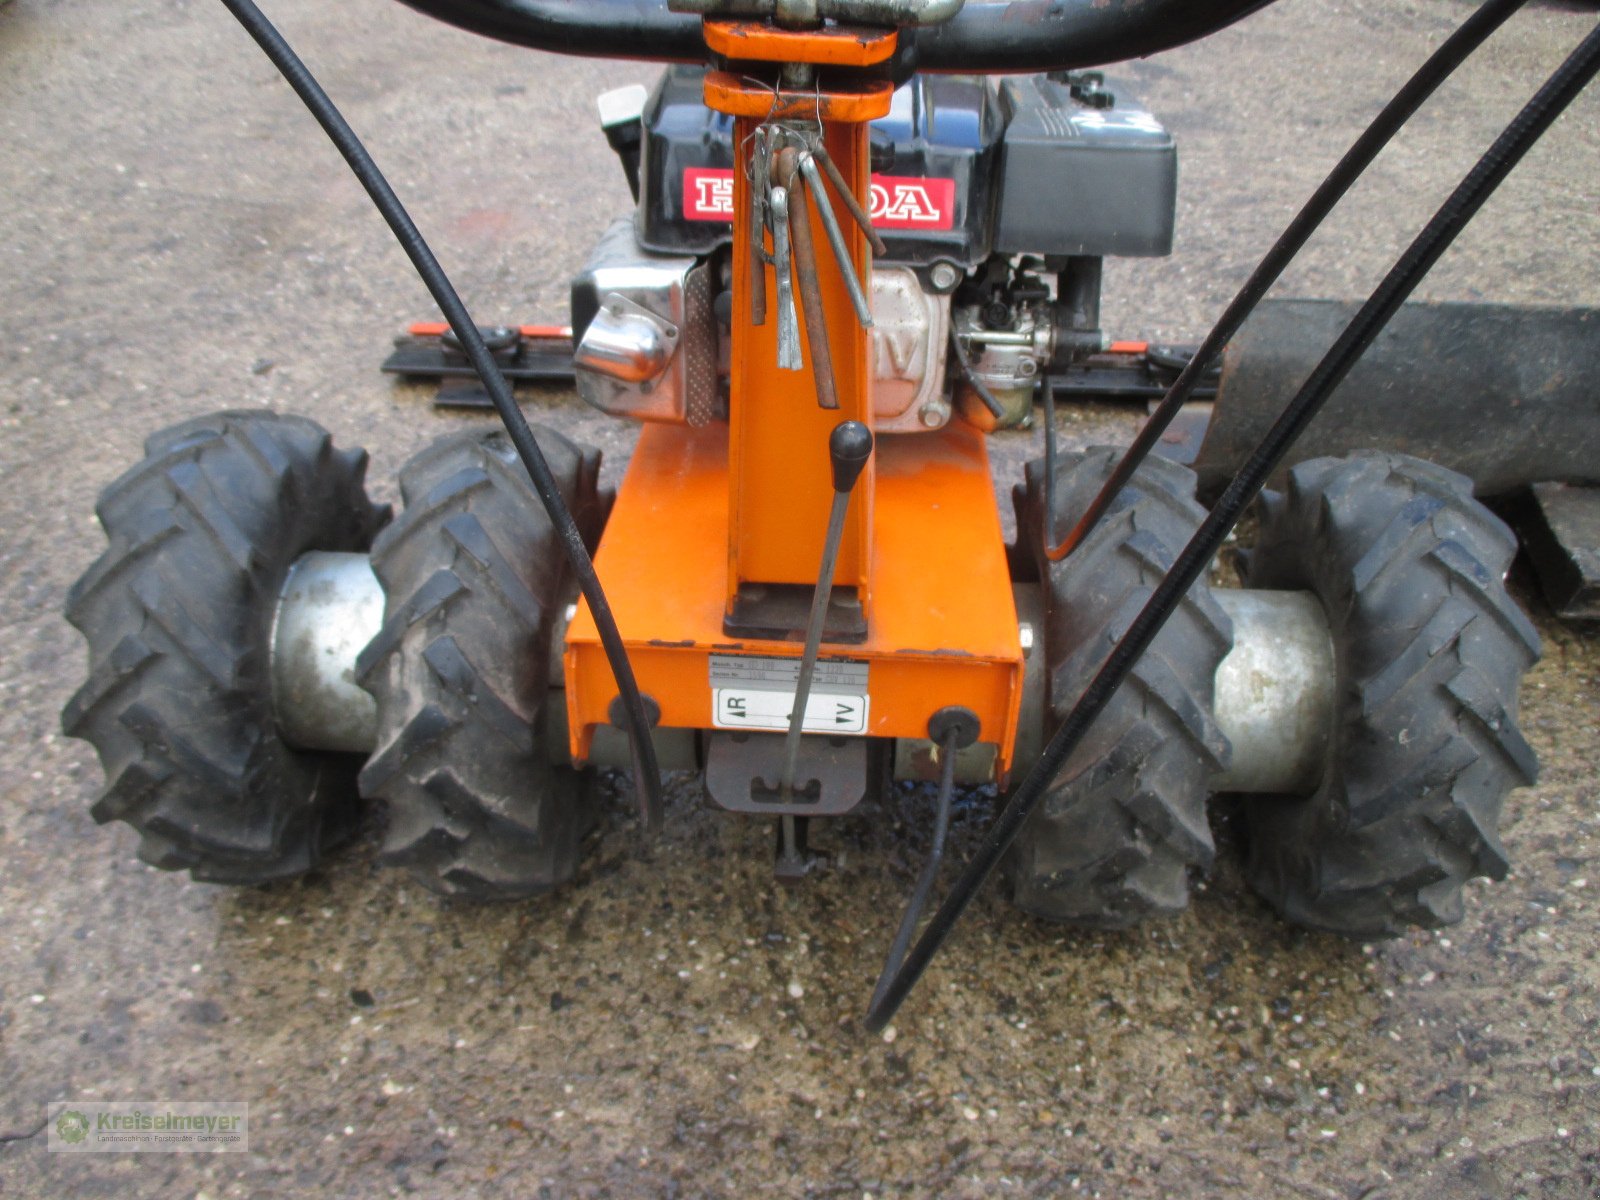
[682,168,955,231]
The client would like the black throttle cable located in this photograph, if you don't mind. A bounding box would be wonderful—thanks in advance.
[216,0,664,831]
[869,729,959,1014]
[1043,0,1529,562]
[867,16,1600,1031]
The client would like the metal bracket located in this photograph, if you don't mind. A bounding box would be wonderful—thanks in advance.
[704,731,868,816]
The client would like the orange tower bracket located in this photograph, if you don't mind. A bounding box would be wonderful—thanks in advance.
[564,42,1024,783]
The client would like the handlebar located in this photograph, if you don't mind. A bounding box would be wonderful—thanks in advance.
[394,0,1279,72]
[394,0,705,62]
[914,0,1278,74]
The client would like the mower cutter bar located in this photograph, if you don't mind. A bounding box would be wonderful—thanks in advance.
[382,326,577,386]
[383,326,1217,410]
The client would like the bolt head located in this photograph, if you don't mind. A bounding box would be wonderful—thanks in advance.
[919,403,946,428]
[930,262,960,291]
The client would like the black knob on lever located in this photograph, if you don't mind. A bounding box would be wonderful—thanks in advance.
[829,420,874,494]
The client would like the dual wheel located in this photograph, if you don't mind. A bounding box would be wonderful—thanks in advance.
[1009,445,1540,936]
[64,412,1541,936]
[64,412,600,900]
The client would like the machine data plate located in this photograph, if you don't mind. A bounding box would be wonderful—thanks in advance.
[709,655,869,735]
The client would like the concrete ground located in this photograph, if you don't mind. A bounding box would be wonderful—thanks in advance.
[2,0,1598,1195]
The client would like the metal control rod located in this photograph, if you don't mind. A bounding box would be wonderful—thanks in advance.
[778,421,875,800]
[771,185,803,371]
[777,146,840,409]
[797,152,875,330]
[812,141,888,259]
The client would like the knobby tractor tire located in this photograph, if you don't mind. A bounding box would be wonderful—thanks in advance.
[356,427,607,901]
[1010,447,1234,927]
[1241,452,1541,937]
[62,411,390,884]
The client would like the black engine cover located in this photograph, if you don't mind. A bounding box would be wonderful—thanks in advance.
[633,65,1175,268]
[636,65,1002,267]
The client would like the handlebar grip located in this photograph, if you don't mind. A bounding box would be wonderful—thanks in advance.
[394,0,705,62]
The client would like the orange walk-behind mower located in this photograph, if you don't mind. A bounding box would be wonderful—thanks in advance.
[62,0,1599,1025]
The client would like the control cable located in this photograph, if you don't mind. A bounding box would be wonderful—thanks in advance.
[868,15,1600,1030]
[217,0,665,830]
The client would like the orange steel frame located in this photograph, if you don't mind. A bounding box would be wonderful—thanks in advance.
[564,22,1025,780]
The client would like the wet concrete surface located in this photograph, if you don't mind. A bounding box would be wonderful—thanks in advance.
[2,0,1599,1195]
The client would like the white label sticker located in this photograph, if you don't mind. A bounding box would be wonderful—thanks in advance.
[708,655,870,735]
[713,688,869,734]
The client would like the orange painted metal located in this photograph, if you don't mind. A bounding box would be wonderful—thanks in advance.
[406,321,571,338]
[716,76,878,601]
[564,423,1024,775]
[703,19,897,67]
[703,71,893,123]
[563,68,1024,785]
